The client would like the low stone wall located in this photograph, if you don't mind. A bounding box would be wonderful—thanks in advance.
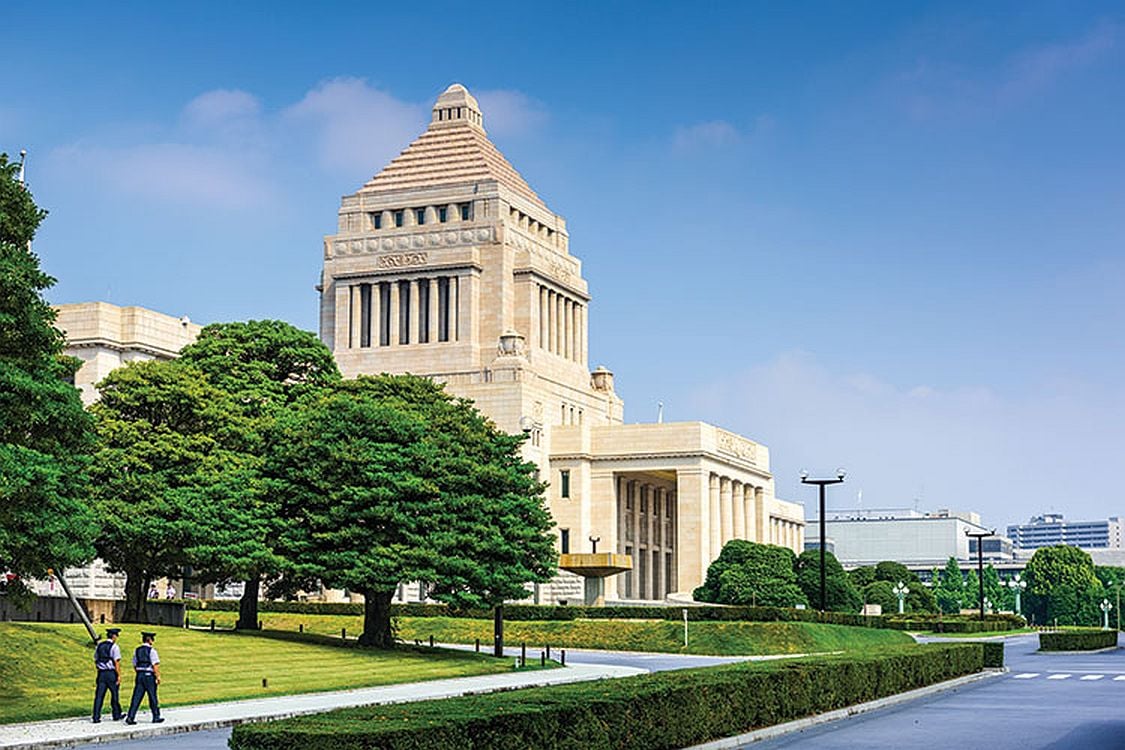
[0,596,185,627]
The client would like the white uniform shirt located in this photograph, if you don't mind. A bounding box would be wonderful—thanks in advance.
[132,645,160,673]
[95,642,121,671]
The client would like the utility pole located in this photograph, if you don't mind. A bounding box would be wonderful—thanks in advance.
[801,469,846,611]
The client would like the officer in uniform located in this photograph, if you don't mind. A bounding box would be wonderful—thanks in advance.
[124,631,164,724]
[92,627,123,723]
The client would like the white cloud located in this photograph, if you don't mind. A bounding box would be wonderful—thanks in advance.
[672,120,742,151]
[182,89,262,129]
[689,352,1125,527]
[282,77,425,175]
[474,89,549,137]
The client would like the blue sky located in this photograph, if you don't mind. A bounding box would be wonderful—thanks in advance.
[5,2,1124,528]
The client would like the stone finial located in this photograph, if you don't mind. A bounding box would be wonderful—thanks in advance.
[497,329,526,358]
[591,366,615,392]
[431,83,485,132]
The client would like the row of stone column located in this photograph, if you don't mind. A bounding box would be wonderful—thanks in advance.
[770,517,802,551]
[537,285,585,363]
[708,474,765,559]
[617,478,676,600]
[347,276,458,348]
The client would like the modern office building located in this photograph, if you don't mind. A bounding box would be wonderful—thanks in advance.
[1007,514,1124,551]
[317,83,805,602]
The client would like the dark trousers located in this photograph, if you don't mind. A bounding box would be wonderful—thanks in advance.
[93,670,122,721]
[126,672,160,721]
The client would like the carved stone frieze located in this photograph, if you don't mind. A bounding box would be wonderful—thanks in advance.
[328,225,495,259]
[715,429,758,464]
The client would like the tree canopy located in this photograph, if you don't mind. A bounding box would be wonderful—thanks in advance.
[266,374,556,647]
[849,561,937,613]
[1024,545,1104,626]
[0,152,96,591]
[178,320,340,628]
[795,549,862,612]
[934,557,965,614]
[693,540,807,607]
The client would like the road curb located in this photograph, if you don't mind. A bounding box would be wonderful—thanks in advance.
[685,668,1006,749]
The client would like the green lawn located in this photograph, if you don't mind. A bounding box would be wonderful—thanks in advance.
[197,610,913,656]
[0,622,518,725]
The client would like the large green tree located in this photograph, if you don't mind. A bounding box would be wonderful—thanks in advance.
[1024,545,1104,626]
[89,360,243,622]
[0,152,96,592]
[693,540,806,607]
[178,320,340,629]
[934,557,964,614]
[795,549,862,612]
[266,375,556,648]
[850,561,937,613]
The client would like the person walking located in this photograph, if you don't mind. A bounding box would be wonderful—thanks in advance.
[124,631,164,724]
[92,627,123,723]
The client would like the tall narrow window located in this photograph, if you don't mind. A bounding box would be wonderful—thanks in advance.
[378,283,391,346]
[414,208,426,225]
[398,280,411,344]
[560,529,570,554]
[370,212,382,230]
[394,210,404,228]
[437,277,451,342]
[438,206,448,223]
[359,284,372,348]
[417,280,430,343]
[560,470,570,499]
[459,202,472,221]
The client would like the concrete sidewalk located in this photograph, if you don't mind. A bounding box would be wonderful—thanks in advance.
[0,662,645,750]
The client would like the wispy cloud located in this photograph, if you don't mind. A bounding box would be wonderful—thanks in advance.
[689,351,1125,525]
[670,115,774,152]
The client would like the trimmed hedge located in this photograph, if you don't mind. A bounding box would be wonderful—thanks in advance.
[981,641,1004,668]
[1039,629,1119,651]
[187,599,1024,631]
[229,643,985,750]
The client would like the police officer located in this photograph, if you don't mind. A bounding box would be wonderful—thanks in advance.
[92,627,123,723]
[124,631,164,724]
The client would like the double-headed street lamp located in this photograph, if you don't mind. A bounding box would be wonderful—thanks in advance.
[964,528,995,621]
[1005,573,1027,615]
[1100,598,1113,630]
[892,581,909,614]
[801,468,846,612]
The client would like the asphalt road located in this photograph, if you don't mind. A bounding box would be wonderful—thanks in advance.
[749,633,1125,750]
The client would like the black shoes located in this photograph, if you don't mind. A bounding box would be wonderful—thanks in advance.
[125,719,136,725]
[153,718,165,723]
[92,719,101,724]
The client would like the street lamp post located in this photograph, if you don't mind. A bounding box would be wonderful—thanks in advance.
[1005,573,1026,616]
[892,581,909,614]
[800,468,846,612]
[964,528,995,621]
[1100,599,1113,630]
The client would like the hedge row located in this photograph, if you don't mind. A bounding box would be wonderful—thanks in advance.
[186,599,1024,630]
[1039,629,1120,651]
[981,641,1005,668]
[229,643,986,750]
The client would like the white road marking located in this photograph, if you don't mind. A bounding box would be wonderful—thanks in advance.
[1114,676,1125,681]
[1013,673,1039,679]
[1047,674,1071,680]
[1080,675,1105,681]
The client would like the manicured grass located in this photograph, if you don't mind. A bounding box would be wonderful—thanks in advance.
[198,611,913,656]
[0,622,517,725]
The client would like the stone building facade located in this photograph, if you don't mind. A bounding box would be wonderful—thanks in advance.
[319,84,804,602]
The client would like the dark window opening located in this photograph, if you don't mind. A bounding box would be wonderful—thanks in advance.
[398,280,411,344]
[560,470,571,498]
[459,202,471,221]
[560,529,570,554]
[379,283,391,346]
[394,210,404,228]
[359,283,372,348]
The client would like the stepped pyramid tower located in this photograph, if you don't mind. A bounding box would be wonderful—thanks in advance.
[320,84,804,603]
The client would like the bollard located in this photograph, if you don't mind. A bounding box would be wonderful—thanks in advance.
[342,627,347,640]
[475,638,480,653]
[546,644,551,659]
[429,635,434,648]
[185,615,190,628]
[262,678,268,688]
[210,619,215,632]
[100,614,106,624]
[541,651,545,667]
[258,620,263,631]
[299,623,304,633]
[521,641,526,667]
[561,649,566,666]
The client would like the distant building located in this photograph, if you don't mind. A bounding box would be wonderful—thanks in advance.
[804,507,1012,568]
[1007,514,1124,551]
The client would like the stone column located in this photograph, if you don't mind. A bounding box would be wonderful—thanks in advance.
[754,486,766,542]
[547,291,557,353]
[732,480,745,539]
[349,285,361,348]
[708,473,721,565]
[427,278,438,343]
[389,280,400,345]
[632,482,642,597]
[408,279,420,344]
[539,287,548,350]
[742,484,755,542]
[332,284,349,353]
[720,476,733,545]
[675,469,710,595]
[556,294,564,356]
[565,300,573,360]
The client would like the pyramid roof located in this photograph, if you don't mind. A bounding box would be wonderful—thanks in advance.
[361,84,549,213]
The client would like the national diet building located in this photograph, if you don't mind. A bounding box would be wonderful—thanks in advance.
[318,84,804,603]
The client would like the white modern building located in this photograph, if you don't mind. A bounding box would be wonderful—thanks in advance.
[1007,514,1124,551]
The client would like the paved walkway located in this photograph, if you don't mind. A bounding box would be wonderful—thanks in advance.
[0,662,644,750]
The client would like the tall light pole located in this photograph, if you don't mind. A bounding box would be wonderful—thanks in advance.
[965,528,995,621]
[1006,573,1026,616]
[801,468,846,612]
[893,581,909,614]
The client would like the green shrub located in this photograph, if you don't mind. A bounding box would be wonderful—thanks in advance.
[980,641,1004,668]
[229,644,985,750]
[1039,629,1119,651]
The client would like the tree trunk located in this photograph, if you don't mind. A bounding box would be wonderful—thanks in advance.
[493,604,504,657]
[122,571,146,623]
[236,574,260,630]
[358,589,396,648]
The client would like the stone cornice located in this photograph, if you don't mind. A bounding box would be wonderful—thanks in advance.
[65,340,180,359]
[549,449,773,479]
[326,225,496,259]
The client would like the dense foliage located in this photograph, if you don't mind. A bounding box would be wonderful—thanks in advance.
[1038,629,1118,651]
[0,152,96,592]
[692,540,806,607]
[795,549,862,612]
[849,561,937,613]
[229,643,987,750]
[1024,545,1105,626]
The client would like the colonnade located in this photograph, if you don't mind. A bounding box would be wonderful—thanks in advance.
[346,276,459,348]
[616,477,676,600]
[707,473,766,559]
[769,516,802,551]
[537,285,585,363]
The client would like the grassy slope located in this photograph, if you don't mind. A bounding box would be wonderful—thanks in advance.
[200,611,913,656]
[0,622,515,725]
